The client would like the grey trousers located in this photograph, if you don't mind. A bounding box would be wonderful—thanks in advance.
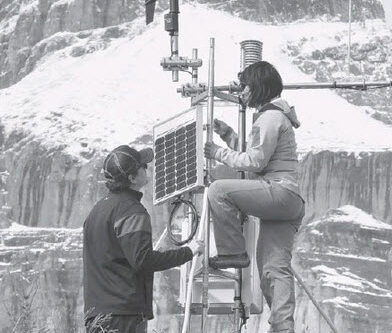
[208,179,305,332]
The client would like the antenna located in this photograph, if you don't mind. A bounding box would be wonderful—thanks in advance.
[347,0,353,75]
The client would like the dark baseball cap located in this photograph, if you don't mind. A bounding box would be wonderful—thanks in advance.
[103,145,154,180]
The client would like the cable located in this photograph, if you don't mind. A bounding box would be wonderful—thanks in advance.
[168,197,199,246]
[292,268,339,333]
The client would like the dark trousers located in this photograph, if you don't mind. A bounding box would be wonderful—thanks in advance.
[208,179,305,333]
[86,314,147,333]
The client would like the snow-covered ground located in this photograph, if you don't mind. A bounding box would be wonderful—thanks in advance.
[0,4,392,161]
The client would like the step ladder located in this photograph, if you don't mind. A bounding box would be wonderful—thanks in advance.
[178,189,263,333]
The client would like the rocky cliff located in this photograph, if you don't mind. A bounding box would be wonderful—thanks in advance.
[2,205,391,332]
[0,224,83,333]
[294,206,392,333]
[199,0,384,23]
[283,24,392,124]
[1,1,392,332]
[0,132,105,228]
[0,0,386,89]
[0,0,169,88]
[0,129,172,229]
[0,125,391,333]
[1,131,392,229]
[300,151,392,225]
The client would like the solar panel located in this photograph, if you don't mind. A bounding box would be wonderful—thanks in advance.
[153,106,204,205]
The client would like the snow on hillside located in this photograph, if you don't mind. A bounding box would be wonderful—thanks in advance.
[309,205,392,230]
[0,222,82,271]
[312,265,392,297]
[3,222,82,233]
[0,4,392,161]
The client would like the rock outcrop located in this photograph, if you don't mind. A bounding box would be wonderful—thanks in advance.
[284,28,392,124]
[1,1,391,332]
[294,205,392,333]
[0,129,391,332]
[0,224,83,333]
[0,0,167,88]
[0,136,106,228]
[196,0,384,23]
[2,205,391,332]
[0,0,386,88]
[1,132,391,228]
[0,129,173,230]
[299,151,392,225]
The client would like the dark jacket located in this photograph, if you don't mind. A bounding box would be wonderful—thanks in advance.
[83,188,193,320]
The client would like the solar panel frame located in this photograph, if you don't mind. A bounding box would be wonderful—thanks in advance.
[153,106,204,205]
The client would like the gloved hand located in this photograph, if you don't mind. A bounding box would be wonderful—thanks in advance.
[213,119,231,137]
[188,239,204,256]
[204,142,221,160]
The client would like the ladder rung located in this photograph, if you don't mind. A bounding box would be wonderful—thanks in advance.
[193,267,240,281]
[192,279,235,289]
[189,303,235,315]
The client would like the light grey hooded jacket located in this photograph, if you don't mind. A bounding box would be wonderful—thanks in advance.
[214,98,302,196]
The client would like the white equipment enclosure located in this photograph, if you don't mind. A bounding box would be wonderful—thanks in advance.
[179,215,263,315]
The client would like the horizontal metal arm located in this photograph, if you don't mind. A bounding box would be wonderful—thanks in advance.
[177,80,392,97]
[161,56,202,71]
[284,81,392,90]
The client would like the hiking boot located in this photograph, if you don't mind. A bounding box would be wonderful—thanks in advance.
[209,252,250,269]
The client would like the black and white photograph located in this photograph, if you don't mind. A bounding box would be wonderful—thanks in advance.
[0,0,391,332]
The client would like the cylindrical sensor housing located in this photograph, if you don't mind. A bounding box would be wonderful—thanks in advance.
[240,40,263,70]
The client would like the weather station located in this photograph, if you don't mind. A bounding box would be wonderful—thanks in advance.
[145,1,392,332]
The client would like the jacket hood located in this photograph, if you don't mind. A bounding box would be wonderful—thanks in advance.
[271,98,301,128]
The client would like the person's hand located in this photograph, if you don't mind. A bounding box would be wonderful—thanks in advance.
[204,142,221,160]
[213,119,231,137]
[188,240,204,256]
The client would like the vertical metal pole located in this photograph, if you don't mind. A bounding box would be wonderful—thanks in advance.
[347,0,352,75]
[238,107,246,153]
[206,38,215,176]
[201,37,215,333]
[171,35,179,81]
[233,276,242,332]
[187,192,193,333]
[169,0,179,81]
[234,40,263,332]
[192,48,199,84]
[185,49,198,333]
[233,95,246,333]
